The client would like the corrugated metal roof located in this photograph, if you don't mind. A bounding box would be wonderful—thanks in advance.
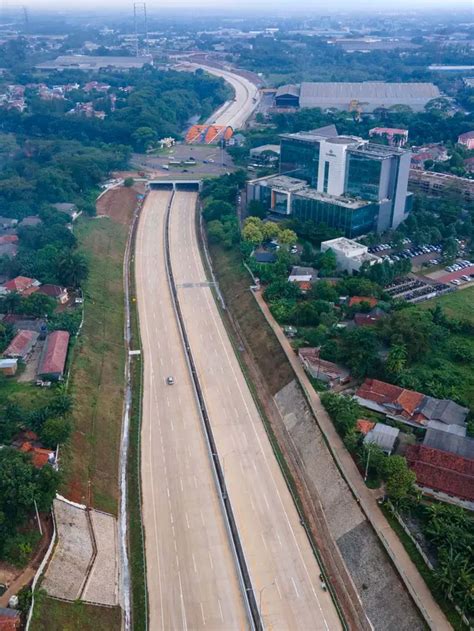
[276,84,300,97]
[423,428,474,460]
[299,82,440,109]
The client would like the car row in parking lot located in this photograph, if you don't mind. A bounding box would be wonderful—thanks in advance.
[445,260,472,273]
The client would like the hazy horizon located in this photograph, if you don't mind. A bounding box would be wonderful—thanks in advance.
[17,1,474,12]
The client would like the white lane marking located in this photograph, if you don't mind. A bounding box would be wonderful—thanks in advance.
[185,512,190,529]
[180,477,184,492]
[276,531,283,547]
[200,602,206,626]
[192,553,197,574]
[208,551,214,569]
[263,491,270,511]
[218,599,224,623]
[291,576,300,598]
[260,533,268,552]
[275,578,282,599]
[200,510,205,526]
[180,240,331,628]
[178,571,188,631]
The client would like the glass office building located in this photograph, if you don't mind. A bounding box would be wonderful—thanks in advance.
[280,136,320,186]
[247,127,412,236]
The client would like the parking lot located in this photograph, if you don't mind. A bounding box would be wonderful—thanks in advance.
[368,240,444,270]
[426,260,474,286]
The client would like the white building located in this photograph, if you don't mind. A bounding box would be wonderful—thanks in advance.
[321,237,379,274]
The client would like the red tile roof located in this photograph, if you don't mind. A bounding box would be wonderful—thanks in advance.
[297,281,312,292]
[406,444,474,501]
[37,284,66,299]
[3,329,38,358]
[4,276,36,292]
[38,330,69,377]
[0,235,18,245]
[19,442,53,468]
[348,296,378,308]
[356,378,426,422]
[357,419,376,435]
[354,313,381,327]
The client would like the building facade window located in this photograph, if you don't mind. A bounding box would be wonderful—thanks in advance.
[345,154,382,201]
[280,138,319,186]
[323,161,330,193]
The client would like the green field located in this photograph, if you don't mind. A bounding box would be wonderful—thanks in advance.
[31,594,122,631]
[62,216,127,513]
[420,286,474,325]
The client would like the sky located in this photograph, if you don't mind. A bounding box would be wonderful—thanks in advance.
[24,0,474,11]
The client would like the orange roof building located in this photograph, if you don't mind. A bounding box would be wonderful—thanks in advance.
[348,296,378,308]
[356,419,376,435]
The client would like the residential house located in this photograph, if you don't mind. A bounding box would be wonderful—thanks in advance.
[19,215,42,227]
[0,607,21,630]
[37,284,69,304]
[457,130,474,150]
[298,347,350,388]
[348,296,378,308]
[2,315,48,338]
[356,419,376,435]
[0,234,18,245]
[0,243,18,258]
[3,276,41,295]
[369,127,408,146]
[0,216,18,230]
[354,307,386,327]
[423,424,474,461]
[0,358,18,375]
[406,444,474,504]
[38,330,70,380]
[52,203,82,222]
[3,330,39,360]
[364,423,400,455]
[253,251,276,264]
[355,378,469,429]
[20,441,55,468]
[288,266,317,283]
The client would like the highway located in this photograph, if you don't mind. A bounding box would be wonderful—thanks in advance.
[168,190,341,630]
[136,190,247,630]
[184,62,259,130]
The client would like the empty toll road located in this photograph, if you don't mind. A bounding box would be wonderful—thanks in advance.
[136,189,247,630]
[169,190,342,631]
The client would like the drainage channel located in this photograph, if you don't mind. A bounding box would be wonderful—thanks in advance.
[163,191,262,631]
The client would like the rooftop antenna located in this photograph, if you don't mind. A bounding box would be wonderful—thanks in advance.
[133,2,148,57]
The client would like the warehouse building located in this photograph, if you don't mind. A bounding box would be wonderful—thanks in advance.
[36,55,153,72]
[274,81,440,112]
[38,330,70,381]
[247,125,412,237]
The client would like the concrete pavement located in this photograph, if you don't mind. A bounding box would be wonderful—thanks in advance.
[136,190,247,630]
[184,63,259,130]
[169,191,342,631]
[253,290,452,631]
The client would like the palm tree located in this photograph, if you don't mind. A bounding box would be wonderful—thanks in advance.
[58,250,89,288]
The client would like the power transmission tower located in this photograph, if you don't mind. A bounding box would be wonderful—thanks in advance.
[133,2,148,57]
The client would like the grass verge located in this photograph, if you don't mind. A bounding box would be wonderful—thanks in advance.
[126,214,148,631]
[31,593,121,631]
[63,216,127,513]
[380,504,465,630]
[208,243,293,396]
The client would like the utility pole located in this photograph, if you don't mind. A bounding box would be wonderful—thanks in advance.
[133,2,148,57]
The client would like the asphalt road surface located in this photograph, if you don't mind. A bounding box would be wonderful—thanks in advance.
[167,190,342,630]
[184,63,259,130]
[136,190,248,630]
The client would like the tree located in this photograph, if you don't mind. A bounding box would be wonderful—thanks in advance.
[320,392,361,438]
[40,418,71,448]
[207,220,226,243]
[442,237,458,261]
[382,456,416,503]
[131,126,157,151]
[2,292,21,314]
[22,293,56,318]
[57,251,89,288]
[203,200,234,221]
[242,221,263,246]
[318,248,337,275]
[123,177,134,187]
[262,221,280,241]
[278,228,297,246]
[385,344,408,377]
[247,199,267,219]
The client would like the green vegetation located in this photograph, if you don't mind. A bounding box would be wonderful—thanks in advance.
[0,448,59,565]
[64,216,127,513]
[381,505,467,630]
[31,592,122,631]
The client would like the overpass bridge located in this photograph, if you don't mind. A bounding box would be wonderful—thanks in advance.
[148,179,202,192]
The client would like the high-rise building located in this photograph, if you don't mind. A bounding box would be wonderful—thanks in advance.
[247,125,412,237]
